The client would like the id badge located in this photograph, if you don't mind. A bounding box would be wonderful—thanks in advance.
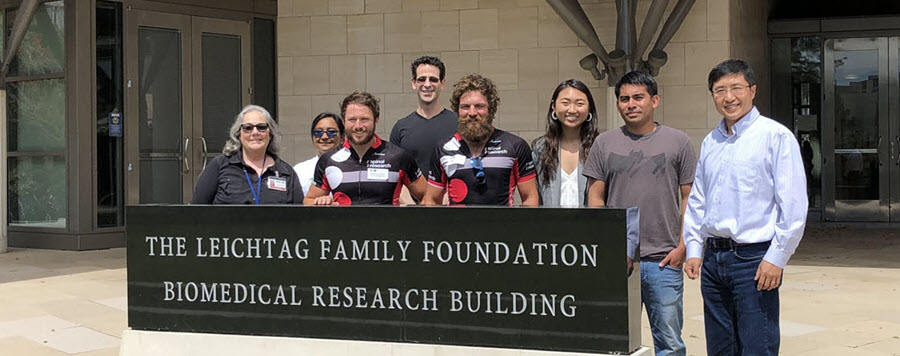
[367,168,389,181]
[267,176,287,191]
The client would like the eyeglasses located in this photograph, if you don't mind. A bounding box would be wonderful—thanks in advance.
[312,129,340,138]
[712,85,750,98]
[416,76,440,84]
[470,157,486,186]
[241,123,269,133]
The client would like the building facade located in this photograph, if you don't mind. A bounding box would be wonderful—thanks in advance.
[3,0,899,250]
[3,0,276,250]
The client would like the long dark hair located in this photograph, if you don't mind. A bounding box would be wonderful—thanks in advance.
[534,79,599,184]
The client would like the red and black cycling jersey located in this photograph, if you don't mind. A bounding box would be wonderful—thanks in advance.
[312,135,421,205]
[427,129,536,205]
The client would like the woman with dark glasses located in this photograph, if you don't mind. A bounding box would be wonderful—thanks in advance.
[191,105,302,204]
[531,79,600,207]
[293,112,344,196]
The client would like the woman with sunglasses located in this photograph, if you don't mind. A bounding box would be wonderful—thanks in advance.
[293,112,345,196]
[531,79,600,207]
[191,105,302,204]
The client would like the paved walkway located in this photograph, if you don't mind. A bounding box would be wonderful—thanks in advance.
[0,225,898,355]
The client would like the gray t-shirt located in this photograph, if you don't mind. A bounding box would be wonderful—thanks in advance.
[582,124,696,260]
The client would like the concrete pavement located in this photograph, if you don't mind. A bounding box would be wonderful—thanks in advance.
[0,225,898,355]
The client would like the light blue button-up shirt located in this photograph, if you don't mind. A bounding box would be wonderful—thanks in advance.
[683,107,808,268]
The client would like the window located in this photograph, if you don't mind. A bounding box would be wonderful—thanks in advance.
[6,1,67,228]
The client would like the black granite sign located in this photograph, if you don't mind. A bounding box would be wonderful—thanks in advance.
[126,205,641,354]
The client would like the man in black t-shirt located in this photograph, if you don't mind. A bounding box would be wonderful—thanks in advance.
[422,75,538,206]
[305,92,426,205]
[390,56,457,204]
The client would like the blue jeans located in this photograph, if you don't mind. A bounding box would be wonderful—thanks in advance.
[641,260,686,356]
[701,242,780,356]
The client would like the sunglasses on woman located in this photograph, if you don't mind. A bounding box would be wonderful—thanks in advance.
[241,123,269,133]
[312,129,341,138]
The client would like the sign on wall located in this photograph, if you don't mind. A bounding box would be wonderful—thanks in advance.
[126,205,640,354]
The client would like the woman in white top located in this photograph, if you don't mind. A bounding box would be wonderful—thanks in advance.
[294,112,344,197]
[531,79,600,207]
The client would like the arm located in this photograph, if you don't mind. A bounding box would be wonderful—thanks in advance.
[516,178,538,206]
[303,185,334,206]
[422,185,445,206]
[756,131,809,290]
[406,176,427,202]
[586,178,606,207]
[190,156,220,204]
[683,163,706,279]
[422,145,446,206]
[660,183,692,268]
[304,155,336,206]
[397,186,416,206]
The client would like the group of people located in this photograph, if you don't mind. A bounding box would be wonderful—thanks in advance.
[190,56,808,356]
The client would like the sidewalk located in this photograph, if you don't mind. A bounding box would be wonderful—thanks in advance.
[0,226,898,356]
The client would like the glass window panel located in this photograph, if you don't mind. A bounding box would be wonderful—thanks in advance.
[138,26,183,204]
[8,155,66,227]
[8,1,65,77]
[96,1,123,227]
[791,37,822,209]
[252,18,275,114]
[834,152,879,200]
[138,27,182,154]
[139,159,182,204]
[201,33,242,154]
[832,39,881,203]
[7,78,66,152]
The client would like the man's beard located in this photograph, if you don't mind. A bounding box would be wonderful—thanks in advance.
[347,127,375,146]
[458,116,493,142]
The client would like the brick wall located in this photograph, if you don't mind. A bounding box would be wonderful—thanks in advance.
[276,0,742,163]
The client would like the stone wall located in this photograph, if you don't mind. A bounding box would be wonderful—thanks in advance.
[276,0,739,163]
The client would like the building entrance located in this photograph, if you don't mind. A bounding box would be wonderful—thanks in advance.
[823,37,900,221]
[124,10,250,204]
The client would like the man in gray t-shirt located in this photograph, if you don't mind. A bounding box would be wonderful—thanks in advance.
[583,71,696,356]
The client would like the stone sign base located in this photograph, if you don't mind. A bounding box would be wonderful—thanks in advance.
[120,330,652,356]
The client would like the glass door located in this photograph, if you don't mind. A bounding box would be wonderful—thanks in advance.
[125,10,250,204]
[891,37,900,222]
[190,17,251,180]
[823,38,891,221]
[125,10,193,204]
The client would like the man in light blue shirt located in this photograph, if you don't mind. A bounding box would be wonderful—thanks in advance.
[682,59,808,355]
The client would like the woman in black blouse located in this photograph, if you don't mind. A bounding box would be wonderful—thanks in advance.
[191,105,302,204]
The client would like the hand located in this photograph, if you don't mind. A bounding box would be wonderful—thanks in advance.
[684,257,701,279]
[626,256,634,277]
[754,260,783,291]
[313,196,335,206]
[659,246,686,269]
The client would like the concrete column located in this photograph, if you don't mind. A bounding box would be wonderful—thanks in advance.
[1,90,7,253]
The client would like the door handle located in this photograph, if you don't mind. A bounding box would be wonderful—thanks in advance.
[182,137,190,174]
[198,137,208,170]
[877,136,883,165]
[896,136,900,166]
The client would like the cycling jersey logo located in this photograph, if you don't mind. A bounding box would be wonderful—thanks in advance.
[332,148,351,163]
[325,166,343,188]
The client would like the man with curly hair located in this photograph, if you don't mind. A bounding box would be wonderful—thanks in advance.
[422,74,538,206]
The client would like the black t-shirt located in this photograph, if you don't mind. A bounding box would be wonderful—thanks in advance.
[427,129,536,205]
[389,109,458,173]
[191,151,302,204]
[312,135,422,205]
